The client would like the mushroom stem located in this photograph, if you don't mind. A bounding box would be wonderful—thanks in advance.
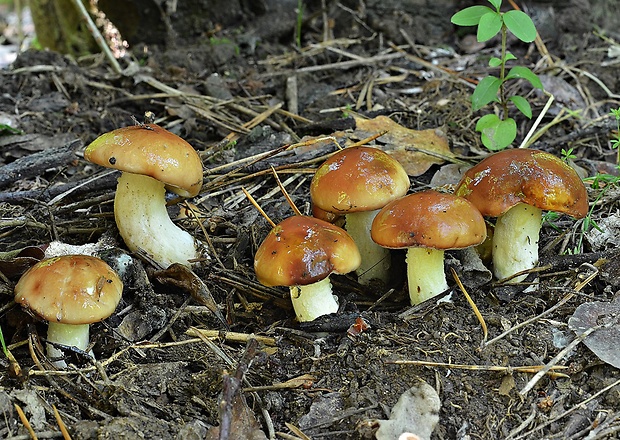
[47,322,90,367]
[406,247,448,305]
[289,277,339,322]
[492,203,542,282]
[345,210,391,284]
[114,172,198,267]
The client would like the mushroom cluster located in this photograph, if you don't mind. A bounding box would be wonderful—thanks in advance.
[310,146,409,284]
[253,145,588,319]
[85,123,204,268]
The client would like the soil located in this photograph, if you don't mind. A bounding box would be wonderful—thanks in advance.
[1,1,620,439]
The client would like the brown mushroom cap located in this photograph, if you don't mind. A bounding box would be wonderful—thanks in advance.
[310,146,410,213]
[15,255,123,325]
[371,191,487,249]
[254,216,361,287]
[455,149,588,218]
[84,124,203,197]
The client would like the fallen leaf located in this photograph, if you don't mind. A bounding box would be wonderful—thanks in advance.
[152,264,228,328]
[0,246,45,278]
[374,381,441,440]
[353,116,453,176]
[568,297,620,369]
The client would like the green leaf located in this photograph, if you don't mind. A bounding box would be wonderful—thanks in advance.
[503,10,537,42]
[477,11,503,42]
[472,76,501,111]
[505,66,543,89]
[505,52,517,62]
[489,57,502,67]
[488,0,502,11]
[476,115,516,150]
[451,6,494,26]
[509,95,532,118]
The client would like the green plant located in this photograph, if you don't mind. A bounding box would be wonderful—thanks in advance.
[610,107,620,164]
[451,0,543,151]
[295,0,304,48]
[561,147,577,162]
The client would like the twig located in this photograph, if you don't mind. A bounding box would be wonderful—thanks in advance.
[52,405,72,440]
[386,359,568,378]
[242,187,276,228]
[14,403,38,439]
[68,0,122,74]
[271,166,302,216]
[511,378,620,440]
[485,267,598,348]
[518,92,554,148]
[451,268,487,345]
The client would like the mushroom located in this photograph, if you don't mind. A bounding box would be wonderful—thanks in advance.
[84,123,203,267]
[254,216,361,322]
[455,149,588,282]
[371,190,487,305]
[14,255,123,367]
[310,146,410,284]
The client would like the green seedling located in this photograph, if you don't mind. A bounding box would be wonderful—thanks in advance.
[451,0,543,150]
[610,107,620,165]
[561,147,577,162]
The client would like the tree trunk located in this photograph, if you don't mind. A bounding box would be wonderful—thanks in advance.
[29,0,98,56]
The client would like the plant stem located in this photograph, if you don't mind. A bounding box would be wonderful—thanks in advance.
[499,23,509,118]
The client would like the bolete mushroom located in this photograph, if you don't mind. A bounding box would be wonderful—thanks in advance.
[371,190,487,305]
[84,123,203,267]
[310,146,410,284]
[254,216,361,322]
[455,149,588,282]
[14,255,123,367]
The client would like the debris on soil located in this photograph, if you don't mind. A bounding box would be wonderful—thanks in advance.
[1,1,620,439]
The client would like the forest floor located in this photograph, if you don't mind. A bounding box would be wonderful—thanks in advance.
[1,2,620,440]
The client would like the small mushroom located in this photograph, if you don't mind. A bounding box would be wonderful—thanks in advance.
[455,149,588,282]
[310,146,410,284]
[371,190,487,305]
[84,123,203,267]
[254,216,361,322]
[14,255,123,367]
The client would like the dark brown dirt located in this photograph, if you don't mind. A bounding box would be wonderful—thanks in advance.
[1,1,620,439]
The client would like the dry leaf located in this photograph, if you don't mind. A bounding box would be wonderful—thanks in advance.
[353,115,453,176]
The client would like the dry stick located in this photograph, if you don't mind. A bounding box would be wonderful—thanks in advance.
[271,166,303,216]
[518,92,555,149]
[512,378,620,440]
[52,405,73,440]
[519,323,604,397]
[186,327,277,347]
[14,403,38,440]
[484,267,598,348]
[451,268,488,345]
[386,360,568,378]
[193,331,276,439]
[183,202,226,270]
[242,188,276,228]
[68,0,122,75]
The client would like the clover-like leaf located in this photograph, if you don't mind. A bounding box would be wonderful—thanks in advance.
[477,11,503,42]
[451,6,494,26]
[505,66,543,89]
[472,76,501,111]
[503,10,537,43]
[508,95,532,118]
